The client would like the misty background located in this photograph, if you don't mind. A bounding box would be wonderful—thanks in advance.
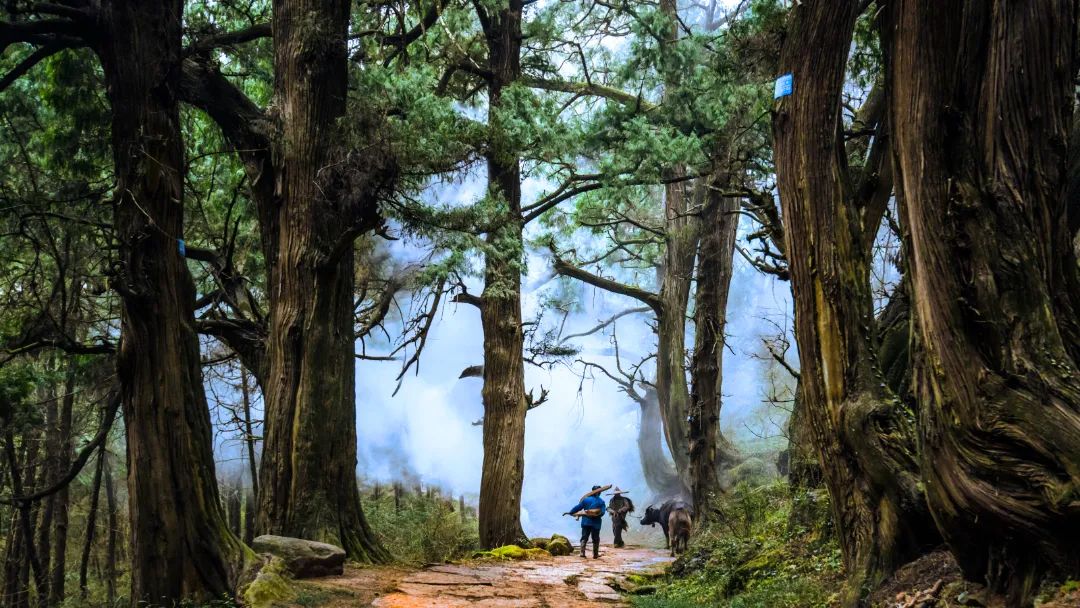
[206,176,796,546]
[204,0,798,547]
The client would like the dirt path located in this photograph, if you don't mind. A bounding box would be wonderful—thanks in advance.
[303,546,673,607]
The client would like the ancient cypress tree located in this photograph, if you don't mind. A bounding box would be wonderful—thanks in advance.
[96,0,249,600]
[253,0,391,561]
[770,0,936,600]
[472,0,530,549]
[889,2,1080,602]
[177,0,403,560]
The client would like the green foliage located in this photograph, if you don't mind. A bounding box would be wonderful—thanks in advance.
[0,361,42,424]
[634,481,842,608]
[363,487,479,566]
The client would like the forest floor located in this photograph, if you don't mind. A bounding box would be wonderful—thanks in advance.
[293,546,673,607]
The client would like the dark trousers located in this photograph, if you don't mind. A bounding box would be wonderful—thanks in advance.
[580,526,600,556]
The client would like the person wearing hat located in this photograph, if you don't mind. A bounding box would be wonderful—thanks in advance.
[606,487,635,548]
[563,485,610,558]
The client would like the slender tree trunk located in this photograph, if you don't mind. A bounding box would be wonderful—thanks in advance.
[256,0,388,562]
[689,190,739,518]
[476,0,529,549]
[36,376,57,606]
[636,386,686,499]
[78,445,105,600]
[3,506,25,608]
[227,486,242,538]
[103,453,116,607]
[4,429,47,607]
[48,357,76,606]
[240,369,259,499]
[96,0,249,601]
[771,1,936,601]
[890,3,1080,602]
[243,492,256,546]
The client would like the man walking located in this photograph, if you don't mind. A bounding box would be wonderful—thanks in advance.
[606,487,635,548]
[564,485,609,558]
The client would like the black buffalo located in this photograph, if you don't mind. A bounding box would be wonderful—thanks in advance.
[639,500,693,548]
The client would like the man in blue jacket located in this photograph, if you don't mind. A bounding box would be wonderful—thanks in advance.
[564,485,608,558]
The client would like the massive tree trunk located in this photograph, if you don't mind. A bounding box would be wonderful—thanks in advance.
[636,386,687,500]
[256,0,388,562]
[655,0,698,487]
[689,188,739,517]
[890,3,1080,602]
[475,0,529,549]
[771,1,936,600]
[97,0,248,601]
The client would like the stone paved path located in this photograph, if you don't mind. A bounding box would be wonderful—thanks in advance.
[306,546,672,607]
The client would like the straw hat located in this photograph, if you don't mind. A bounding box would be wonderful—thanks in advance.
[605,487,630,496]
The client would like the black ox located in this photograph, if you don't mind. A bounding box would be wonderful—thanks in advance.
[639,499,693,550]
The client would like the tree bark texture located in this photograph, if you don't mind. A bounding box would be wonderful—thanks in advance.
[689,190,740,517]
[771,1,936,600]
[256,0,388,562]
[890,2,1080,602]
[97,0,248,601]
[655,0,698,487]
[476,0,530,550]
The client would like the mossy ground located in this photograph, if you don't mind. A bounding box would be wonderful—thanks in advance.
[632,481,844,608]
[473,545,553,560]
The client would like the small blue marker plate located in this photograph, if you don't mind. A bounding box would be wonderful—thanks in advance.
[178,239,186,257]
[774,73,793,99]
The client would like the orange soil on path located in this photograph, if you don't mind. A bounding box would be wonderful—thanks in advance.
[303,546,673,607]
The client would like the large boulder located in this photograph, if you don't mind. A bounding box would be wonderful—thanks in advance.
[251,535,346,578]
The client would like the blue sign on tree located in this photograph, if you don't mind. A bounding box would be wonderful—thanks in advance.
[774,73,793,99]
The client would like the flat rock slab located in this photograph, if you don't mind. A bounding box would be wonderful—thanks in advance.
[252,535,346,578]
[369,546,673,607]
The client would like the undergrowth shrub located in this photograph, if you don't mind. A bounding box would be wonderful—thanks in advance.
[363,486,479,565]
[634,480,842,608]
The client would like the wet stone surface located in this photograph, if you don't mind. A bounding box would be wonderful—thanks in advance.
[317,546,672,607]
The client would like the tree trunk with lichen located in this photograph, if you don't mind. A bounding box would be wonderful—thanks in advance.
[771,1,936,602]
[97,0,248,602]
[654,0,698,489]
[689,189,740,518]
[890,2,1080,603]
[256,0,388,563]
[475,0,530,550]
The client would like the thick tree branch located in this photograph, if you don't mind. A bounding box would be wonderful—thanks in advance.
[184,23,271,56]
[0,39,75,93]
[522,76,655,111]
[550,245,662,314]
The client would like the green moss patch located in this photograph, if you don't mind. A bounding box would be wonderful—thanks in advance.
[241,557,296,608]
[472,544,552,560]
